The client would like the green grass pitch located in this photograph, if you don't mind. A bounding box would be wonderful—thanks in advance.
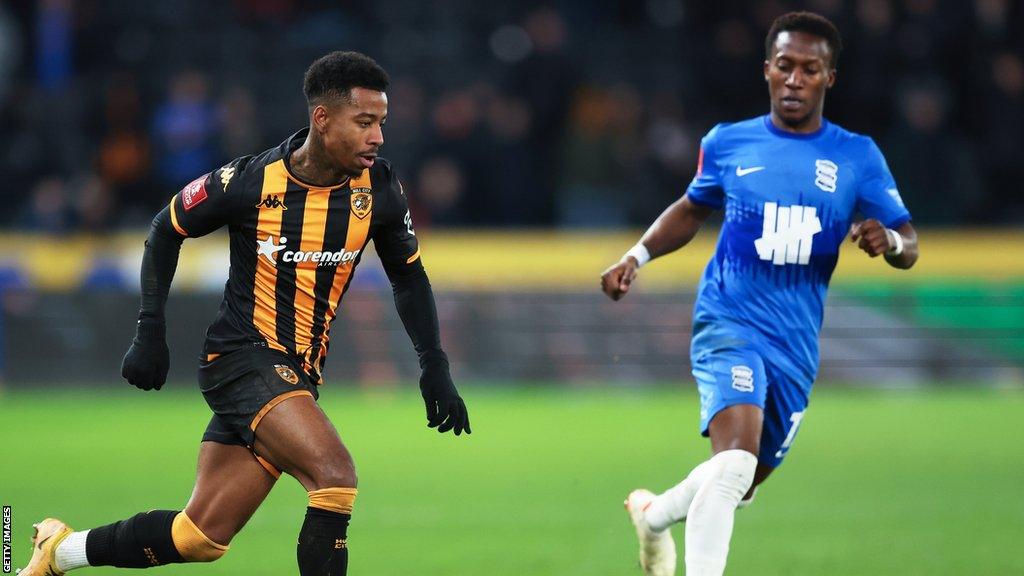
[4,385,1023,575]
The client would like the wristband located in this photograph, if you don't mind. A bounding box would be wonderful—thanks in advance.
[885,229,904,256]
[418,349,449,371]
[625,243,651,267]
[135,318,166,340]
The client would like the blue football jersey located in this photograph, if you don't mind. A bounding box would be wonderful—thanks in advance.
[686,115,911,382]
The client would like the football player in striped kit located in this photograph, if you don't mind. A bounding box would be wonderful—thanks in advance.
[21,51,469,576]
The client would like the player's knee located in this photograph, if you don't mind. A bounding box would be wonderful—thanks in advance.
[171,512,229,563]
[705,449,758,503]
[311,458,358,490]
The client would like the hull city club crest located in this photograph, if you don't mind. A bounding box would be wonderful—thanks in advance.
[351,190,372,219]
[274,364,300,385]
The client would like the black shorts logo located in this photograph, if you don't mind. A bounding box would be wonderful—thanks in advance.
[274,364,299,385]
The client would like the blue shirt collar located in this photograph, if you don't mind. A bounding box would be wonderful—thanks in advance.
[762,114,830,140]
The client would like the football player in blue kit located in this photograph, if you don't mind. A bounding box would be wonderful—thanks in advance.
[601,12,918,576]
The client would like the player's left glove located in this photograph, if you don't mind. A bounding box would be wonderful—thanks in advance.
[419,353,471,436]
[121,318,170,391]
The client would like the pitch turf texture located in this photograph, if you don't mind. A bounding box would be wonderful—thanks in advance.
[4,386,1022,575]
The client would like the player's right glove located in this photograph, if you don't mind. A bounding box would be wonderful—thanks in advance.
[121,318,170,391]
[419,353,471,436]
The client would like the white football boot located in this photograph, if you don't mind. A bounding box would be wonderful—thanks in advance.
[625,489,676,576]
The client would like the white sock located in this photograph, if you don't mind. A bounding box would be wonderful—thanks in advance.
[54,530,91,572]
[736,486,757,510]
[644,460,712,532]
[684,450,757,576]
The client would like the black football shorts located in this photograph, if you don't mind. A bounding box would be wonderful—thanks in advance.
[198,346,319,447]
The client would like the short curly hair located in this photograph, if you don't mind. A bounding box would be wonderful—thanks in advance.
[765,11,842,68]
[303,51,390,107]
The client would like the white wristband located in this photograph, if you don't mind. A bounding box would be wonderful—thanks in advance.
[885,229,904,256]
[625,243,651,267]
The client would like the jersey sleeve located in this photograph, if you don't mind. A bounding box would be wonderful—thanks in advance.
[855,138,911,229]
[167,157,250,238]
[684,125,726,209]
[372,167,421,275]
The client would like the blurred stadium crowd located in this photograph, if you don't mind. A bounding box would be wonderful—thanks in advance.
[0,0,1022,232]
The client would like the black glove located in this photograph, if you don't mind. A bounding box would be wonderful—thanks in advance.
[419,359,470,436]
[121,319,170,391]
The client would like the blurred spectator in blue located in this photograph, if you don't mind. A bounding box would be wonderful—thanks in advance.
[152,70,220,190]
[884,79,980,224]
[36,0,72,91]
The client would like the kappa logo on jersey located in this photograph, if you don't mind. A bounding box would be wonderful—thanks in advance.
[754,202,822,265]
[351,190,372,219]
[274,364,299,385]
[731,365,755,392]
[814,159,838,192]
[219,166,235,191]
[255,195,287,210]
[181,174,209,211]
[256,235,361,267]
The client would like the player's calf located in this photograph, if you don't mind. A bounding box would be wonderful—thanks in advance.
[684,450,757,576]
[297,487,358,576]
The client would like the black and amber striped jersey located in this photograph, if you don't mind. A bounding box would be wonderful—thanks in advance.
[167,128,420,382]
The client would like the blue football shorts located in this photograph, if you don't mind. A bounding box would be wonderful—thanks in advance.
[692,346,811,468]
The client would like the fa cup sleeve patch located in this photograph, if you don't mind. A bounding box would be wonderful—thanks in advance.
[181,174,210,211]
